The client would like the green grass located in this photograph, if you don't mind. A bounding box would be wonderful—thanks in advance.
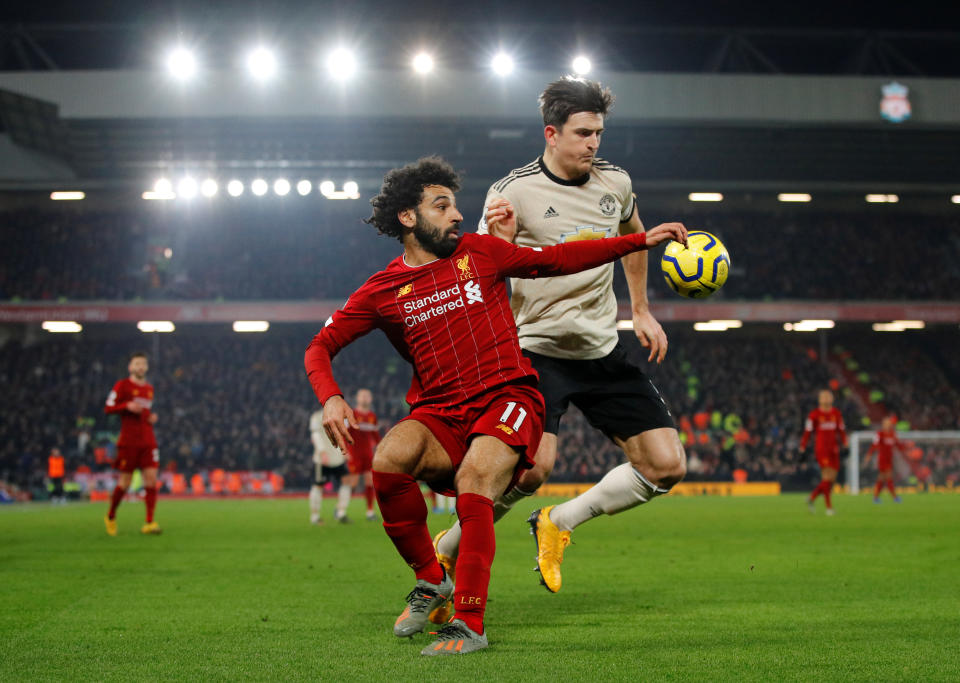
[1,494,958,682]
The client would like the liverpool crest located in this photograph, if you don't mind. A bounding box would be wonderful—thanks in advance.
[880,82,911,123]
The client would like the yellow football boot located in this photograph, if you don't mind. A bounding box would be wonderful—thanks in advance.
[527,506,571,593]
[428,529,457,624]
[104,516,118,537]
[140,521,163,535]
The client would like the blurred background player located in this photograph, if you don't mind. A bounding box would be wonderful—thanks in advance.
[309,406,347,524]
[47,447,65,504]
[800,389,848,515]
[435,77,687,594]
[335,388,381,523]
[864,416,905,504]
[103,352,161,535]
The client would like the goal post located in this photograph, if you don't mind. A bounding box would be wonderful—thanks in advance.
[848,430,960,494]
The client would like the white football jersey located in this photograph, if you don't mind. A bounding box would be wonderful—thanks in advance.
[479,156,635,359]
[310,409,344,466]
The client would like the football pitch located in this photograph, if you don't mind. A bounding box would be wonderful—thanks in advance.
[2,494,958,682]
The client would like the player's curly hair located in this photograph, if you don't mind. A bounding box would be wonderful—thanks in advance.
[539,76,614,129]
[364,156,462,241]
[128,351,148,362]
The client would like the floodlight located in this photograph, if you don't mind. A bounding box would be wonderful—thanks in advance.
[137,321,175,333]
[343,181,359,196]
[274,178,291,196]
[227,180,244,197]
[327,48,357,80]
[571,55,592,75]
[42,321,82,333]
[412,52,434,74]
[296,180,312,196]
[319,180,335,197]
[233,321,270,333]
[688,193,723,202]
[50,192,85,201]
[491,52,514,76]
[166,47,197,81]
[200,178,218,198]
[247,47,278,81]
[251,178,268,196]
[154,178,173,194]
[177,177,198,200]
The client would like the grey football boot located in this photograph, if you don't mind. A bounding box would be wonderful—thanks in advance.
[393,568,454,638]
[421,619,489,655]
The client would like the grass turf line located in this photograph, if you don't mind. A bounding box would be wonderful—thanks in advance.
[1,494,958,681]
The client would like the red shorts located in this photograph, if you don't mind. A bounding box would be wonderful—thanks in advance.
[114,446,159,473]
[877,456,893,472]
[402,381,545,497]
[346,447,374,475]
[817,453,840,470]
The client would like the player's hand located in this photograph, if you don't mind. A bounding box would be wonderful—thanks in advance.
[126,401,144,414]
[148,413,158,424]
[633,308,668,363]
[644,222,688,248]
[484,199,518,243]
[322,395,358,453]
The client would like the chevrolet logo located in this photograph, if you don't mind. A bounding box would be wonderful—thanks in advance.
[560,226,611,243]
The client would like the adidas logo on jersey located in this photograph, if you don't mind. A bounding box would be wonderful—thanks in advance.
[543,206,559,219]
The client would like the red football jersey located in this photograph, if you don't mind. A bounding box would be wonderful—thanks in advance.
[348,408,381,462]
[867,429,904,469]
[800,407,847,456]
[104,378,158,448]
[305,231,648,408]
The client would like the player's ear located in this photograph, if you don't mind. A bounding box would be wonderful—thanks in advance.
[398,208,417,229]
[543,125,560,147]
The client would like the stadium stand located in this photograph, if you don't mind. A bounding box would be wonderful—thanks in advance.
[3,206,960,301]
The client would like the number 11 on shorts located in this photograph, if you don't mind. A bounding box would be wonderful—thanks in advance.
[500,401,527,431]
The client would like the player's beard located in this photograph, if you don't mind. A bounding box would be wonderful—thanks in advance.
[413,211,460,259]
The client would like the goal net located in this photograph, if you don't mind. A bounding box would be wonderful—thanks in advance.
[848,430,960,494]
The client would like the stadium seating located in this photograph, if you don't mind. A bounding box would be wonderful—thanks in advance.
[3,205,959,301]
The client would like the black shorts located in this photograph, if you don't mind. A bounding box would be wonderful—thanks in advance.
[314,462,348,485]
[526,342,676,441]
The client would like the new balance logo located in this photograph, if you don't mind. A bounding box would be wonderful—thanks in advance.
[543,206,559,219]
[464,280,483,304]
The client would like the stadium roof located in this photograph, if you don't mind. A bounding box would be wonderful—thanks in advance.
[2,1,960,76]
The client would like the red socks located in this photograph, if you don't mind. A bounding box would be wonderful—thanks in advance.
[810,480,833,508]
[108,485,126,520]
[145,486,157,523]
[372,471,443,584]
[453,493,495,635]
[364,485,376,514]
[887,480,896,495]
[874,481,884,498]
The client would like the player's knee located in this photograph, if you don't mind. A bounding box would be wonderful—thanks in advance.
[518,459,551,491]
[639,439,686,489]
[454,466,500,500]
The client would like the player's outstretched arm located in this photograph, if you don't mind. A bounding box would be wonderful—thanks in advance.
[491,222,687,280]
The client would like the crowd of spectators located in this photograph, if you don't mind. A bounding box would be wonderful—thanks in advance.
[13,324,960,497]
[833,333,960,431]
[3,205,959,302]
